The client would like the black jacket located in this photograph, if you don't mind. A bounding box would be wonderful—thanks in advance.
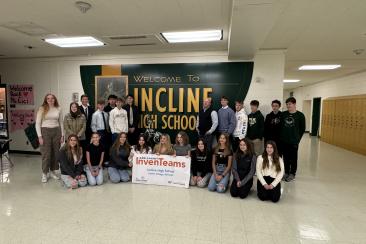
[123,104,140,128]
[79,105,95,140]
[59,147,84,178]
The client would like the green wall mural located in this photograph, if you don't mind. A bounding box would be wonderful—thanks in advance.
[80,62,253,144]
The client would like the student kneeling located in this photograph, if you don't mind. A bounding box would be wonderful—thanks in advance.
[208,133,232,193]
[230,138,256,199]
[108,132,132,183]
[256,141,284,203]
[59,135,87,189]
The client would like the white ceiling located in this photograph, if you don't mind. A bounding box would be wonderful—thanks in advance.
[1,0,366,89]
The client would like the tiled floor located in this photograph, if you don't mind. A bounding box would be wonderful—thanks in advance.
[1,136,366,244]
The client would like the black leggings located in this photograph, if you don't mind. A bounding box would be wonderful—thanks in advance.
[257,176,281,203]
[230,179,253,199]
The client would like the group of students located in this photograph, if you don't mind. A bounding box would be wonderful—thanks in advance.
[196,96,305,183]
[35,92,305,203]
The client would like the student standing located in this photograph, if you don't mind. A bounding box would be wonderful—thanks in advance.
[174,131,191,157]
[279,97,306,182]
[256,141,284,203]
[59,135,87,189]
[128,134,152,165]
[196,98,218,151]
[264,100,282,146]
[246,100,264,156]
[232,100,248,152]
[123,94,140,145]
[230,138,256,199]
[36,93,64,183]
[208,133,233,193]
[64,102,86,142]
[104,94,117,113]
[190,138,212,187]
[109,97,129,142]
[91,99,111,159]
[79,94,94,143]
[217,96,236,141]
[85,132,105,186]
[153,134,175,155]
[108,132,131,183]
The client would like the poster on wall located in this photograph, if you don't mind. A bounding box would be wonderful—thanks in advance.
[95,76,128,105]
[132,154,191,188]
[9,84,34,105]
[10,109,35,132]
[80,62,254,143]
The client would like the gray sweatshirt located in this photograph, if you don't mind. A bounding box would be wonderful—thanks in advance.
[217,106,236,134]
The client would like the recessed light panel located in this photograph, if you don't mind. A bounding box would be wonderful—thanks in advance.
[44,36,105,48]
[161,30,222,43]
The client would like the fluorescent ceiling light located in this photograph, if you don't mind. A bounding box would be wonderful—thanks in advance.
[283,79,300,83]
[161,30,222,43]
[298,65,341,70]
[44,36,104,48]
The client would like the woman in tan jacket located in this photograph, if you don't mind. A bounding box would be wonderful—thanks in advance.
[64,102,86,143]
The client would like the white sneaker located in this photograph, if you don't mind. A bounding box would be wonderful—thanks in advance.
[50,171,60,180]
[41,173,48,183]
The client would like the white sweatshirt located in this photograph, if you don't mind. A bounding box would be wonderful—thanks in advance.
[109,107,129,134]
[233,108,248,139]
[256,155,284,187]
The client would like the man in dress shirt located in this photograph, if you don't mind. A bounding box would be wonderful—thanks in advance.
[91,99,111,161]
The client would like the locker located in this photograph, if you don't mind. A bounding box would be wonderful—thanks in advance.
[320,95,366,156]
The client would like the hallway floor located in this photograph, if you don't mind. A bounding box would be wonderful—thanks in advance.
[1,136,365,244]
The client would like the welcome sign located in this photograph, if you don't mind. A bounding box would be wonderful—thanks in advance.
[132,154,191,188]
[80,62,253,142]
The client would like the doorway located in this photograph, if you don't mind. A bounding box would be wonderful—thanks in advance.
[311,97,322,136]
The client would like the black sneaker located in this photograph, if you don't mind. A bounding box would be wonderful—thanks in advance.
[282,173,289,181]
[285,174,295,182]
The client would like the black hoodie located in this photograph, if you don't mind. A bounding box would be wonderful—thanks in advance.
[264,111,282,142]
[246,110,264,140]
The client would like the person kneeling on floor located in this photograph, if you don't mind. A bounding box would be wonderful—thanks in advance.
[59,134,87,189]
[256,141,284,203]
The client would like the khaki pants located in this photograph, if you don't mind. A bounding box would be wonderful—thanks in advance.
[40,127,61,174]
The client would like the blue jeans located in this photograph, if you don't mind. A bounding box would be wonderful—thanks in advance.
[208,169,230,193]
[108,167,130,183]
[61,174,87,189]
[85,165,103,186]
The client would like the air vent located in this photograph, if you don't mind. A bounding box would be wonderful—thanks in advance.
[119,43,156,47]
[109,35,148,40]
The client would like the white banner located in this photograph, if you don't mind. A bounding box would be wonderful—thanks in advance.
[132,154,191,188]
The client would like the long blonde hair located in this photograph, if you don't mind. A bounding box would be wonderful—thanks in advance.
[154,134,174,155]
[40,93,60,118]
